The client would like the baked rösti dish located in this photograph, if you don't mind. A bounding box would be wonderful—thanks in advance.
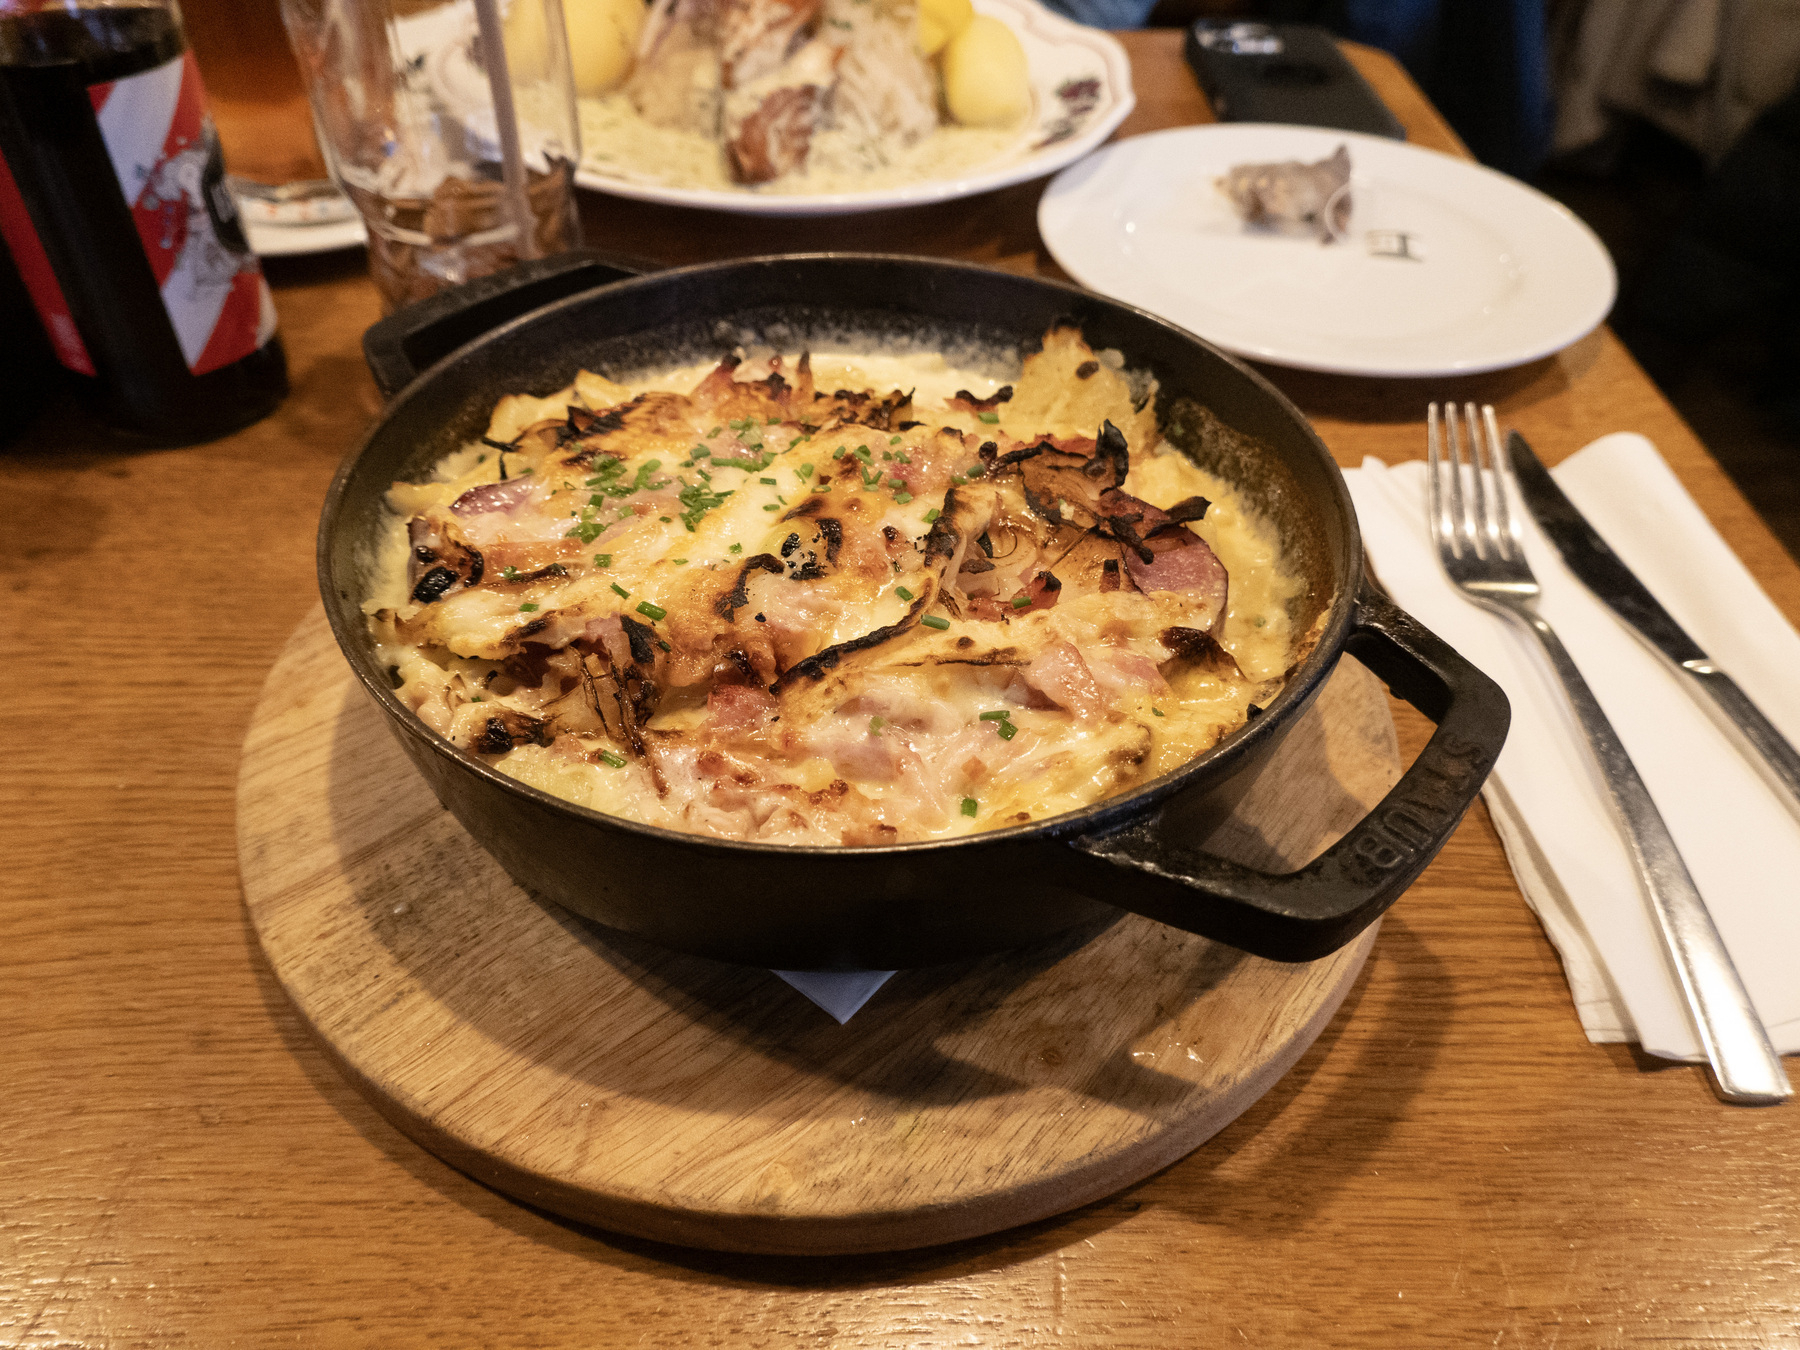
[368,327,1310,846]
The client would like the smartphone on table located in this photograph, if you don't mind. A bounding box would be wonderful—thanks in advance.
[1185,22,1405,139]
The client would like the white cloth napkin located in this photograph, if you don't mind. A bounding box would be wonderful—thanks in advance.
[1347,434,1800,1060]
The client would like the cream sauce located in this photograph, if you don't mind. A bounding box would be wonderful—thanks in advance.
[579,92,1024,195]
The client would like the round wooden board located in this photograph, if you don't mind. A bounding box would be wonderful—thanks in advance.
[237,608,1402,1255]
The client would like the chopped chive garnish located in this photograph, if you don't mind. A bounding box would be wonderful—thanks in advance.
[519,602,539,612]
[763,503,780,511]
[895,453,911,464]
[594,554,611,567]
[965,463,985,478]
[501,565,519,580]
[869,716,885,734]
[730,543,743,553]
[889,435,901,444]
[636,601,667,621]
[979,412,999,424]
[952,474,967,486]
[691,446,710,458]
[854,445,871,460]
[1151,707,1166,717]
[611,582,630,598]
[566,521,604,543]
[673,558,688,565]
[888,477,906,489]
[708,426,721,436]
[798,463,814,479]
[882,451,893,462]
[978,710,1011,722]
[996,720,1018,740]
[961,797,979,817]
[833,446,846,459]
[600,750,626,768]
[924,508,940,523]
[1011,594,1032,609]
[760,476,777,485]
[920,615,950,630]
[895,585,914,601]
[657,640,670,652]
[470,695,484,703]
[894,491,913,504]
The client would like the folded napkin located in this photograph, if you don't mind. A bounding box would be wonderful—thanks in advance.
[1348,434,1800,1060]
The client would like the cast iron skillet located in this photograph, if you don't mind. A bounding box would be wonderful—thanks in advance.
[324,251,1508,970]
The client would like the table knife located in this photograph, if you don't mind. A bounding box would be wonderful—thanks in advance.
[1508,430,1800,815]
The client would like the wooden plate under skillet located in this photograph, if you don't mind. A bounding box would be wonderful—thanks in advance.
[236,606,1401,1255]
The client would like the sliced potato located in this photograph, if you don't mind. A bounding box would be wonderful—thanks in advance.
[940,15,1029,128]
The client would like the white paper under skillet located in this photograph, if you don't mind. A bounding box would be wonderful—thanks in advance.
[1348,435,1800,1061]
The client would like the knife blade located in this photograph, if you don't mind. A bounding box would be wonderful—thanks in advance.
[1508,429,1800,814]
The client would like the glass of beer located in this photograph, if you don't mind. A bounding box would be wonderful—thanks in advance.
[279,0,582,312]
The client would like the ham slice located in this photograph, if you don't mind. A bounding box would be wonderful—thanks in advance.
[1023,641,1107,719]
[452,477,538,517]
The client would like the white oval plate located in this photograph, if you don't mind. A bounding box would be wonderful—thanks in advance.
[1038,124,1616,377]
[573,0,1133,217]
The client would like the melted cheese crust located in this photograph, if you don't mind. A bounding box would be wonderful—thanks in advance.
[369,330,1305,845]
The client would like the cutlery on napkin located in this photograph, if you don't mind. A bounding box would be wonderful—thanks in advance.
[1348,433,1800,1062]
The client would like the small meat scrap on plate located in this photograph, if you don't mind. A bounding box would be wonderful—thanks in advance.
[1216,144,1352,241]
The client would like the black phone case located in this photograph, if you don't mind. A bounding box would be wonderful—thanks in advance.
[1185,22,1405,140]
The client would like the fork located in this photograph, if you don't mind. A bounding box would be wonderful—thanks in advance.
[1427,401,1791,1105]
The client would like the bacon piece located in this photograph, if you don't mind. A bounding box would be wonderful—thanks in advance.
[452,477,537,517]
[1010,570,1062,613]
[707,682,777,739]
[1023,641,1107,719]
[1088,648,1171,697]
[1122,528,1228,612]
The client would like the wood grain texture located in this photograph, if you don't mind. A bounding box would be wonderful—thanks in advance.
[238,610,1399,1255]
[5,30,1800,1348]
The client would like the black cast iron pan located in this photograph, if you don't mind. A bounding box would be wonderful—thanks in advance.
[326,250,1508,970]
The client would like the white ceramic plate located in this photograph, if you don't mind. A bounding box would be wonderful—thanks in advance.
[573,0,1133,217]
[1038,124,1616,377]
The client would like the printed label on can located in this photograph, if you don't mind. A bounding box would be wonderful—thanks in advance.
[88,50,276,375]
[0,148,97,375]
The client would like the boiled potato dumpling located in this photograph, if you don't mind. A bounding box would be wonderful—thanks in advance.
[564,0,645,96]
[917,0,973,58]
[941,14,1030,127]
[510,0,645,97]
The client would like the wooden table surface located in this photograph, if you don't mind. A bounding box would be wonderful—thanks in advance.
[6,29,1798,1350]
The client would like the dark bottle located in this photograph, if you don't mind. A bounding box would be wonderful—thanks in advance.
[0,2,286,445]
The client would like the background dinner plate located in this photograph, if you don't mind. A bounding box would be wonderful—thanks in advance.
[573,0,1133,217]
[1038,124,1617,377]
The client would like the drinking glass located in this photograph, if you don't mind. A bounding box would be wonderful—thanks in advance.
[279,0,582,311]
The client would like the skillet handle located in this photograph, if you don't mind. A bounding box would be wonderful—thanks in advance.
[361,248,655,399]
[1064,587,1510,962]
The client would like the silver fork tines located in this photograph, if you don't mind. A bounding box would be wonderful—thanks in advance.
[1424,401,1790,1105]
